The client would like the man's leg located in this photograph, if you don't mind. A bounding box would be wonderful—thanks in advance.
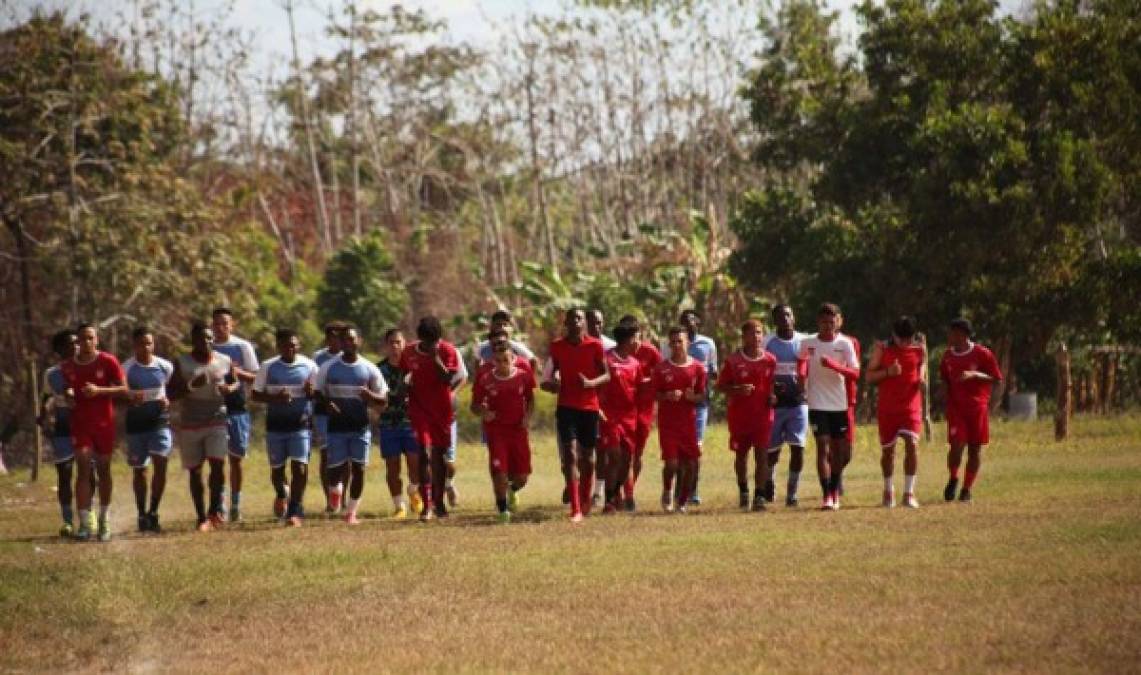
[189,466,208,529]
[830,437,851,506]
[405,446,423,515]
[431,446,449,517]
[881,440,896,507]
[207,458,226,523]
[132,466,149,530]
[561,439,583,520]
[385,455,405,515]
[945,442,965,501]
[55,459,75,533]
[226,413,249,521]
[345,460,366,524]
[593,446,608,508]
[148,454,168,529]
[228,455,243,520]
[270,463,289,517]
[734,449,749,509]
[677,458,695,509]
[902,436,919,507]
[787,445,804,506]
[95,455,112,540]
[576,445,595,515]
[961,443,982,501]
[445,420,459,507]
[661,458,679,512]
[288,458,308,524]
[752,447,770,511]
[815,434,832,505]
[319,446,331,511]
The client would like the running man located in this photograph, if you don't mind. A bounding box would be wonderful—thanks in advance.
[799,303,860,510]
[210,307,259,522]
[252,328,318,526]
[718,319,778,512]
[654,327,706,514]
[38,330,80,536]
[585,308,616,506]
[399,317,460,521]
[60,323,126,541]
[940,318,1002,503]
[377,328,423,519]
[471,342,535,523]
[121,327,175,532]
[598,322,642,514]
[836,309,862,496]
[622,315,661,511]
[476,310,539,372]
[764,304,810,507]
[541,308,610,522]
[168,322,237,532]
[676,309,716,505]
[866,316,926,508]
[316,325,387,525]
[312,321,346,512]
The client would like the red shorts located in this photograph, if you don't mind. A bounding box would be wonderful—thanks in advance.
[633,406,654,456]
[412,418,452,451]
[730,425,772,454]
[877,412,923,448]
[846,407,856,443]
[71,421,115,457]
[486,427,531,476]
[660,429,700,462]
[947,403,990,446]
[599,415,637,454]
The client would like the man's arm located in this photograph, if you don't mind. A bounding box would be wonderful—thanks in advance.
[540,357,560,394]
[232,342,259,384]
[865,341,890,384]
[581,352,611,389]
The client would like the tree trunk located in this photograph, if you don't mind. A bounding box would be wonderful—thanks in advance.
[1055,344,1071,441]
[285,0,332,254]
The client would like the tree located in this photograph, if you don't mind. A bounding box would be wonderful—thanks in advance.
[316,233,409,342]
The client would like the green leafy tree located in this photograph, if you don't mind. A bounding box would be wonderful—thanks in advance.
[316,233,410,343]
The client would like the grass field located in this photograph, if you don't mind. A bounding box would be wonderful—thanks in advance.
[2,415,1140,673]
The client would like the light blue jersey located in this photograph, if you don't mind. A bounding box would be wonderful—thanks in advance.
[123,357,174,434]
[254,355,318,434]
[315,356,387,434]
[764,332,808,408]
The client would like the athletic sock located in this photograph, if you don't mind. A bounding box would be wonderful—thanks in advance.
[594,478,605,498]
[496,497,508,513]
[768,463,778,482]
[963,470,978,489]
[904,475,916,494]
[787,471,800,498]
[392,494,403,508]
[569,479,582,515]
[884,476,893,491]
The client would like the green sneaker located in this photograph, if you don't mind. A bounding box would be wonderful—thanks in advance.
[75,512,97,541]
[496,510,512,524]
[59,522,74,538]
[507,489,519,513]
[97,519,111,542]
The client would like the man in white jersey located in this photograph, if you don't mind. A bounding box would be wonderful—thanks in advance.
[799,303,860,510]
[764,304,810,507]
[252,328,319,526]
[121,326,174,533]
[211,307,259,522]
[586,308,616,505]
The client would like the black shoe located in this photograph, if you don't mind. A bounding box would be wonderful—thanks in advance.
[739,492,749,510]
[137,515,149,532]
[944,478,959,502]
[764,480,776,503]
[785,495,799,508]
[147,513,161,533]
[958,488,972,503]
[624,497,636,513]
[752,496,767,512]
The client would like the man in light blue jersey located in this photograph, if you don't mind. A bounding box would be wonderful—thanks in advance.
[677,309,717,506]
[121,326,175,532]
[312,321,346,512]
[38,330,81,537]
[211,307,259,523]
[315,325,388,525]
[764,304,810,507]
[253,328,318,526]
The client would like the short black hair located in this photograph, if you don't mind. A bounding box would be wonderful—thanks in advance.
[190,320,210,338]
[416,316,443,343]
[325,320,348,337]
[892,316,916,339]
[212,307,233,319]
[75,322,95,334]
[131,326,152,341]
[490,310,512,324]
[818,303,840,317]
[383,327,403,342]
[275,327,298,343]
[613,324,638,344]
[50,330,76,356]
[667,325,687,339]
[487,326,509,342]
[771,303,791,320]
[949,317,973,337]
[617,314,640,329]
[679,309,700,322]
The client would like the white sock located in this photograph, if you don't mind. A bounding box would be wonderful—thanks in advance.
[594,478,605,496]
[768,463,777,482]
[392,494,403,508]
[904,475,916,494]
[346,498,360,515]
[445,478,455,489]
[333,483,344,496]
[884,477,893,491]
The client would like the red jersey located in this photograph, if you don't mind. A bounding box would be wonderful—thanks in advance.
[60,352,124,429]
[940,343,1002,410]
[476,355,534,386]
[633,341,663,408]
[399,340,461,425]
[877,343,925,417]
[547,336,606,411]
[601,349,641,423]
[653,358,707,436]
[472,367,534,430]
[717,350,777,434]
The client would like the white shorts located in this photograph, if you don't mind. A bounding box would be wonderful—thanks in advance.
[178,426,229,469]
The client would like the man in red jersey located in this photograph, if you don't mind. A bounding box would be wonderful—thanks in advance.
[717,319,778,512]
[60,323,126,541]
[653,327,707,514]
[471,342,535,523]
[619,315,661,512]
[866,316,927,508]
[598,322,642,514]
[541,308,610,523]
[939,318,1002,503]
[400,316,463,520]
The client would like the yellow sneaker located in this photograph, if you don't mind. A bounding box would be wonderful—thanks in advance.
[392,505,408,520]
[408,485,424,515]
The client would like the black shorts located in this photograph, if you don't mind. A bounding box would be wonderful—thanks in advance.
[809,409,850,439]
[556,406,600,452]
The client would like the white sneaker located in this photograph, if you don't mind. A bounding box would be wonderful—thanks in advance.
[903,493,920,509]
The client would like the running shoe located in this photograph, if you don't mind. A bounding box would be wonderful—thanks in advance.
[944,478,959,502]
[228,507,243,523]
[507,489,519,513]
[882,490,895,508]
[208,511,225,528]
[785,495,799,508]
[570,511,584,523]
[76,512,97,541]
[903,493,920,509]
[345,511,360,525]
[689,492,701,505]
[408,485,424,515]
[147,513,162,533]
[958,488,972,503]
[392,505,408,520]
[821,495,834,511]
[138,515,150,532]
[287,515,303,527]
[661,492,674,514]
[602,502,617,515]
[497,511,512,524]
[624,497,636,513]
[420,507,436,522]
[752,496,767,512]
[196,519,213,533]
[676,503,688,515]
[59,522,74,538]
[97,520,111,542]
[830,491,841,511]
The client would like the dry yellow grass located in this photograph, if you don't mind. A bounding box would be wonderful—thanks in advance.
[2,415,1140,673]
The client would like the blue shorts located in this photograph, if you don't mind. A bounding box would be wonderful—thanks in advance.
[49,436,75,464]
[313,415,328,448]
[226,412,251,458]
[379,427,419,459]
[327,431,371,467]
[267,431,311,468]
[695,406,710,444]
[127,428,174,468]
[445,420,458,463]
[769,405,809,450]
